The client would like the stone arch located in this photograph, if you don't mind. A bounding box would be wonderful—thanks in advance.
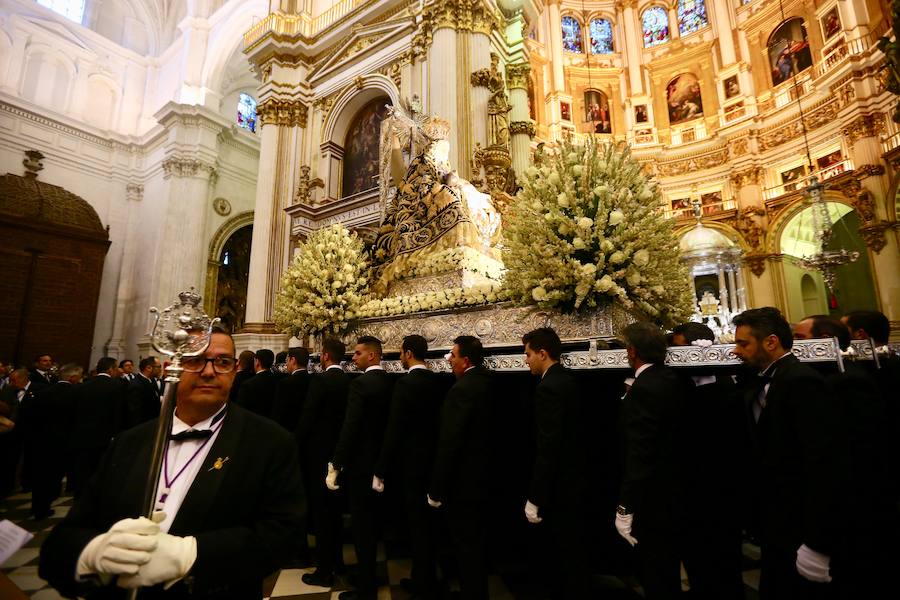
[768,191,853,255]
[201,0,269,99]
[20,44,76,110]
[204,210,254,317]
[85,73,122,130]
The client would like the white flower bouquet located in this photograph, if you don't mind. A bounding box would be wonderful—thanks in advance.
[400,247,504,281]
[273,224,369,336]
[355,282,510,319]
[502,138,693,326]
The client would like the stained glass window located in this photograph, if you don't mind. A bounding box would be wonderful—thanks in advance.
[642,7,670,48]
[561,16,584,53]
[237,93,257,133]
[677,0,708,36]
[589,19,614,54]
[37,0,85,23]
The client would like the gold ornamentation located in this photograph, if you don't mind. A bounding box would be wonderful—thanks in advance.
[428,0,499,34]
[213,197,232,216]
[728,136,749,159]
[858,222,889,253]
[732,206,766,250]
[293,165,324,206]
[505,62,531,90]
[758,99,840,151]
[656,149,729,177]
[258,99,309,128]
[743,253,768,277]
[841,113,887,144]
[852,189,877,224]
[470,53,511,147]
[729,166,763,191]
[509,121,536,138]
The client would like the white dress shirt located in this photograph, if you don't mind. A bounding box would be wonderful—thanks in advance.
[634,363,653,379]
[365,365,384,372]
[154,404,227,533]
[408,364,428,372]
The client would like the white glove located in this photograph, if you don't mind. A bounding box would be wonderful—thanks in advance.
[796,544,832,583]
[76,517,160,577]
[427,494,442,508]
[614,512,638,547]
[372,475,384,493]
[325,462,340,491]
[524,500,542,524]
[117,532,197,590]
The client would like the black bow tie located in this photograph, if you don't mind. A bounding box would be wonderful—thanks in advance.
[169,429,213,442]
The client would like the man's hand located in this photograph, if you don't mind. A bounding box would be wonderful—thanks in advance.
[427,495,441,508]
[117,533,197,589]
[372,475,384,493]
[524,500,542,524]
[614,512,638,547]
[76,517,160,577]
[796,544,832,583]
[325,462,340,491]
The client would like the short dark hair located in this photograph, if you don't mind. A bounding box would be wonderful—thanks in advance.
[255,349,275,369]
[96,356,117,373]
[809,316,851,350]
[453,335,484,367]
[275,351,287,364]
[357,336,383,356]
[402,335,428,360]
[670,322,716,345]
[621,322,668,364]
[138,356,157,371]
[733,307,793,350]
[522,327,562,360]
[237,350,255,370]
[321,338,346,363]
[287,347,310,366]
[119,359,133,368]
[34,353,51,363]
[845,310,890,345]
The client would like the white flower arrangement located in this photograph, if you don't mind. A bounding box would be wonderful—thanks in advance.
[691,339,714,347]
[356,282,510,319]
[399,247,504,282]
[502,138,693,327]
[273,224,369,336]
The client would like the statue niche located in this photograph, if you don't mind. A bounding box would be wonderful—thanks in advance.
[372,100,502,295]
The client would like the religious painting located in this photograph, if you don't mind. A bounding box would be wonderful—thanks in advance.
[584,90,612,134]
[723,75,740,99]
[342,97,390,198]
[642,6,670,48]
[561,16,584,53]
[671,197,692,217]
[767,18,813,86]
[215,225,253,334]
[589,18,614,54]
[700,190,722,215]
[666,73,704,125]
[821,7,841,41]
[816,149,842,170]
[780,165,807,192]
[236,92,257,133]
[560,101,572,122]
[635,104,649,123]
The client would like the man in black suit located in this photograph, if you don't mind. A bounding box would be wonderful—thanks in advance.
[126,357,162,428]
[521,327,589,599]
[733,307,845,600]
[272,347,311,431]
[39,328,305,599]
[0,368,33,496]
[615,322,684,600]
[428,335,493,600]
[236,348,277,417]
[299,338,349,588]
[30,353,55,391]
[374,335,444,598]
[326,336,390,600]
[669,322,745,600]
[119,359,136,383]
[29,362,82,519]
[228,350,255,402]
[69,357,125,496]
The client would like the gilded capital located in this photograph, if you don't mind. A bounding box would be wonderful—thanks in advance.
[509,120,536,138]
[258,99,309,128]
[506,62,531,90]
[841,113,887,144]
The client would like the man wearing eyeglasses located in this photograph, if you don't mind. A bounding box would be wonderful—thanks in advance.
[40,328,305,599]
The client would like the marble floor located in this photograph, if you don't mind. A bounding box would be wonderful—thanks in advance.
[1,490,762,599]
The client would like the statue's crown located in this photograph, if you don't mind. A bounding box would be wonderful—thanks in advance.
[422,117,451,141]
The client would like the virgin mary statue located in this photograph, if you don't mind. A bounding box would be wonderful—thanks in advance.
[372,108,501,293]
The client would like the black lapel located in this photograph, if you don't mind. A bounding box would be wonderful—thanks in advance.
[168,404,246,536]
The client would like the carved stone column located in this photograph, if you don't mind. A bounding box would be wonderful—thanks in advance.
[618,1,643,96]
[429,16,460,171]
[106,183,143,358]
[506,62,533,176]
[712,0,736,66]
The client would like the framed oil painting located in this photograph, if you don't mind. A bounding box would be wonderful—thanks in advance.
[780,165,807,192]
[666,73,704,125]
[561,101,572,122]
[342,97,390,198]
[821,7,841,41]
[635,104,648,123]
[767,18,813,86]
[584,90,612,133]
[723,75,740,99]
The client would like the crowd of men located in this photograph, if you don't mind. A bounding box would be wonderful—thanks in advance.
[2,306,894,599]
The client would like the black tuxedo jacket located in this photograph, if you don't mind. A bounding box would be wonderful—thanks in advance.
[528,363,586,512]
[29,368,53,391]
[296,367,350,472]
[271,370,311,431]
[374,368,445,488]
[126,375,160,428]
[236,370,278,418]
[743,353,846,554]
[39,403,305,599]
[332,369,390,478]
[618,364,684,533]
[28,381,78,457]
[228,369,253,403]
[71,375,125,451]
[429,366,493,504]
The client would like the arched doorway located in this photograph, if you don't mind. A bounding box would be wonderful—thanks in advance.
[779,201,877,321]
[341,97,390,198]
[213,225,252,333]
